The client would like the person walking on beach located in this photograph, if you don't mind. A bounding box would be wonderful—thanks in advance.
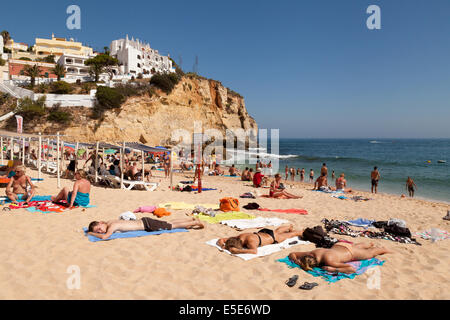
[406,177,417,198]
[163,152,170,178]
[300,168,305,182]
[285,165,289,181]
[371,166,380,193]
[290,167,295,181]
[309,169,314,183]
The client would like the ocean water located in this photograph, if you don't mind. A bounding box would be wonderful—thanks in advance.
[230,139,450,203]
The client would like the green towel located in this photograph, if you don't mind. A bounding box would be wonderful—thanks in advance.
[197,211,255,224]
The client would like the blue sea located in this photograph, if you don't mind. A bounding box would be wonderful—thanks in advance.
[229,139,450,203]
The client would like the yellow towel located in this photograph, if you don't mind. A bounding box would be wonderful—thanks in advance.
[159,202,220,210]
[197,212,256,224]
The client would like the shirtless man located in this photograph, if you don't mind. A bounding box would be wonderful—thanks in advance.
[213,164,224,176]
[229,164,240,176]
[241,167,250,181]
[371,166,381,193]
[300,168,305,182]
[289,242,392,274]
[406,177,417,198]
[309,169,314,183]
[290,167,295,181]
[285,165,289,181]
[314,172,328,190]
[321,163,328,177]
[336,173,352,192]
[88,216,205,240]
[216,224,304,255]
[5,165,36,204]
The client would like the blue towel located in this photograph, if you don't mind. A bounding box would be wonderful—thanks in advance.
[83,227,188,242]
[277,256,384,283]
[346,218,376,228]
[4,195,52,203]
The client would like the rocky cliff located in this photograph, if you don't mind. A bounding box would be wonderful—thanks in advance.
[3,76,258,146]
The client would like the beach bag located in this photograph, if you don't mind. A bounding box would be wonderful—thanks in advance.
[219,197,240,212]
[384,224,411,238]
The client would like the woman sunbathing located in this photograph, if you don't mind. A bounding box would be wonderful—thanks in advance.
[216,225,304,254]
[52,169,91,208]
[270,174,302,199]
[289,242,392,274]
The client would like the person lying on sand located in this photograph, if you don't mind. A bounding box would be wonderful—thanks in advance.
[51,169,91,208]
[217,225,304,254]
[5,165,36,205]
[88,216,205,240]
[270,174,302,199]
[289,242,392,274]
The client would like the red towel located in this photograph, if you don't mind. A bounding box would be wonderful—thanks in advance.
[258,208,308,215]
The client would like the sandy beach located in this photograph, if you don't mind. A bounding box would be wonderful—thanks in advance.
[0,166,448,300]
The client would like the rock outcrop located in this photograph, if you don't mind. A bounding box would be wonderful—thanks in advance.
[7,76,258,146]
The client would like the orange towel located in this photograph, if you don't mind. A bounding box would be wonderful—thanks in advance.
[153,208,171,218]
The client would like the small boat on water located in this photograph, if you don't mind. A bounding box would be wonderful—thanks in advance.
[437,160,446,164]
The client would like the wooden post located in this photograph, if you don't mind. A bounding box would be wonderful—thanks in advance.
[61,139,64,175]
[120,142,125,189]
[95,142,99,183]
[169,149,173,191]
[57,132,60,188]
[141,150,145,181]
[75,142,79,172]
[38,133,42,179]
[22,137,25,164]
[0,137,3,166]
[10,137,13,161]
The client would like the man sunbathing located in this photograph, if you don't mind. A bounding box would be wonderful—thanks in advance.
[216,225,304,254]
[5,165,36,204]
[288,242,392,274]
[88,216,205,240]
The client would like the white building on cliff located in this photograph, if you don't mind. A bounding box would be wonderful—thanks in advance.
[110,35,175,78]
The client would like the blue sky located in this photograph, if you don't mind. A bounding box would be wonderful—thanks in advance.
[1,0,450,138]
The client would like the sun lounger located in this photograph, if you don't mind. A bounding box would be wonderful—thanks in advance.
[103,175,158,191]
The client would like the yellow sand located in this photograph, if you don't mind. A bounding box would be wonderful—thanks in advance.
[0,169,449,300]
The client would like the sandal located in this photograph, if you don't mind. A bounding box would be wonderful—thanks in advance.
[299,282,318,290]
[2,207,11,211]
[285,275,299,287]
[288,240,298,245]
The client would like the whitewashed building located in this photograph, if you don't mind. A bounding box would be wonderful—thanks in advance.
[110,35,175,78]
[57,53,93,81]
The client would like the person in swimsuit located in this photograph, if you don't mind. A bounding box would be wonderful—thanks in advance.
[289,242,392,274]
[309,169,314,183]
[371,166,380,193]
[331,170,335,180]
[88,216,205,240]
[270,173,302,199]
[335,173,352,192]
[229,164,240,176]
[216,225,304,254]
[51,169,91,208]
[285,165,289,181]
[321,163,328,177]
[300,168,305,182]
[163,153,171,178]
[314,172,328,190]
[5,165,36,204]
[406,177,417,198]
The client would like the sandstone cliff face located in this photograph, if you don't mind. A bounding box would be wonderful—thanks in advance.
[23,77,258,146]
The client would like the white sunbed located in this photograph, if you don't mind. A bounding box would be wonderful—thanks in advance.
[105,175,158,191]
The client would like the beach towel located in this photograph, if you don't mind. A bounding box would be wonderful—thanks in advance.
[133,206,157,213]
[159,202,220,210]
[332,195,349,200]
[26,201,96,214]
[414,229,450,242]
[7,195,53,209]
[206,237,310,261]
[345,218,376,228]
[277,256,385,283]
[190,187,217,191]
[83,227,188,242]
[196,211,255,224]
[220,217,290,230]
[258,208,308,215]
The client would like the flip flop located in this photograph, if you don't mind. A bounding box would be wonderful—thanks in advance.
[288,240,298,245]
[2,207,11,211]
[285,275,298,287]
[299,282,318,290]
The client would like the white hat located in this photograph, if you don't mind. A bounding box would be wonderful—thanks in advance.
[256,168,262,172]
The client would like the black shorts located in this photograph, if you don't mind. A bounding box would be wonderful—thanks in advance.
[67,160,76,172]
[408,186,414,192]
[141,217,172,232]
[371,179,378,186]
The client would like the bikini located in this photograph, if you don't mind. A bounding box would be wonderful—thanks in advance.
[254,229,277,247]
[333,242,354,260]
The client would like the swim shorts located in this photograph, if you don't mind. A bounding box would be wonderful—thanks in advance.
[141,217,172,232]
[371,179,378,186]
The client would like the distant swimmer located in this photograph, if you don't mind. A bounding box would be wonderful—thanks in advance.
[406,177,417,198]
[371,166,380,194]
[309,169,314,183]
